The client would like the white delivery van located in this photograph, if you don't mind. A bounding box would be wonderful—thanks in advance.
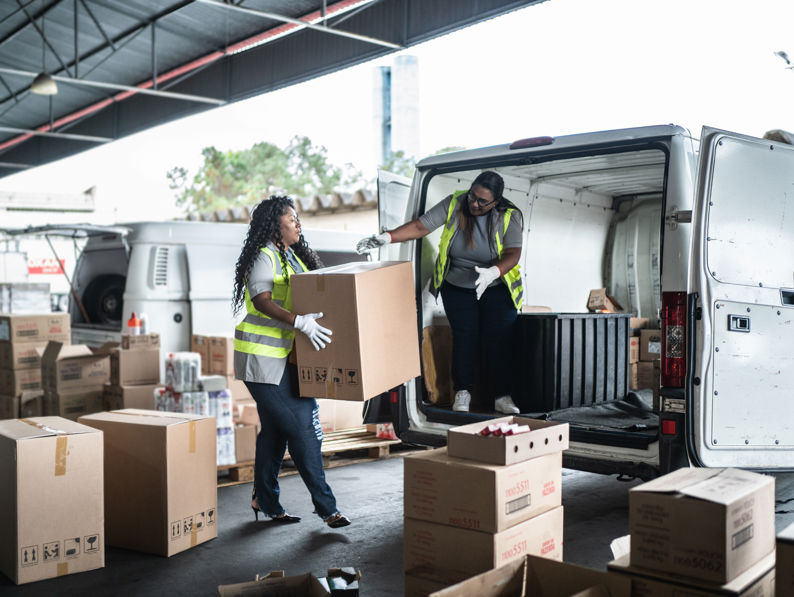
[0,221,365,358]
[372,124,794,480]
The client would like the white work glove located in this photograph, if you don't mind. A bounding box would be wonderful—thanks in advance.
[474,265,501,300]
[294,313,332,351]
[356,232,391,254]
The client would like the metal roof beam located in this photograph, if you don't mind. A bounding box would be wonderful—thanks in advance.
[0,125,112,143]
[17,0,74,78]
[78,0,117,52]
[195,0,402,50]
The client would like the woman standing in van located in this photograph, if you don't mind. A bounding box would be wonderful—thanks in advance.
[232,196,351,528]
[357,171,523,414]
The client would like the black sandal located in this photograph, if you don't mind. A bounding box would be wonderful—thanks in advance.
[271,512,301,523]
[325,513,351,528]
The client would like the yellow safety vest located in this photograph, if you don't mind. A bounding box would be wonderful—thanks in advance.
[234,246,307,360]
[432,190,523,310]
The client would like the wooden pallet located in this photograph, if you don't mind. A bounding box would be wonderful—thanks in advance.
[217,426,402,487]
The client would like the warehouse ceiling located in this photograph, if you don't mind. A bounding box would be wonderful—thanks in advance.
[0,0,543,179]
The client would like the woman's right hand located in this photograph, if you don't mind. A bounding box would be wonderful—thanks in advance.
[294,313,333,350]
[355,232,391,254]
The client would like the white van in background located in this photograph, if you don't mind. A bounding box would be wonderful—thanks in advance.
[373,124,794,480]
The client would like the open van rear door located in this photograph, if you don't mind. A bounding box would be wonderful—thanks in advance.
[689,126,794,469]
[376,169,413,262]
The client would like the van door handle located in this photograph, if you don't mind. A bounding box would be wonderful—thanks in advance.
[781,289,794,305]
[728,315,750,333]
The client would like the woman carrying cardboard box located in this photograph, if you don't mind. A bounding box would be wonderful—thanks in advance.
[232,195,351,529]
[357,171,524,415]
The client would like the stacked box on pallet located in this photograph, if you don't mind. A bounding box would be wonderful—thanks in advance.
[100,333,162,411]
[403,416,569,594]
[0,312,69,419]
[606,467,776,596]
[41,341,109,420]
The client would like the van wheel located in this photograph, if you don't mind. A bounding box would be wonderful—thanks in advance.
[80,275,126,326]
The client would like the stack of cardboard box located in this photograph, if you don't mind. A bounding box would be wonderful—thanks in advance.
[0,312,69,418]
[608,467,776,596]
[628,321,661,410]
[101,333,162,411]
[403,416,570,594]
[41,341,110,420]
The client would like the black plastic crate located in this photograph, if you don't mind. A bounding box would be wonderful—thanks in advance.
[512,312,631,412]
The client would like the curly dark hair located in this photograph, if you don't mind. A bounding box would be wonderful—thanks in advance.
[232,195,323,315]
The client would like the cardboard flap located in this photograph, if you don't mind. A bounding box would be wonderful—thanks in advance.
[0,416,100,440]
[93,342,121,356]
[294,260,406,276]
[629,466,722,494]
[81,409,209,427]
[680,467,774,505]
[43,341,95,362]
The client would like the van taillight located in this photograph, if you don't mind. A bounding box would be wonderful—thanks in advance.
[661,291,686,387]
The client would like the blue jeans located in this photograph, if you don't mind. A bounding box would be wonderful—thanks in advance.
[440,281,518,402]
[244,364,338,520]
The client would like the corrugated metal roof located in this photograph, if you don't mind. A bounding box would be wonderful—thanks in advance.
[0,0,544,179]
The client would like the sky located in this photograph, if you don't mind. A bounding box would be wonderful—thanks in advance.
[3,0,794,223]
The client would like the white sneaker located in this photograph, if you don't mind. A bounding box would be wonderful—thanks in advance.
[452,390,471,412]
[494,395,520,414]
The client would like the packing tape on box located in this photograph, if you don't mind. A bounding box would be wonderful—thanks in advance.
[325,378,336,399]
[57,562,68,576]
[315,277,325,292]
[189,420,196,453]
[19,418,69,476]
[191,525,198,547]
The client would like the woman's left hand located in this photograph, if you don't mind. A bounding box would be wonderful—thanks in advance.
[474,265,501,300]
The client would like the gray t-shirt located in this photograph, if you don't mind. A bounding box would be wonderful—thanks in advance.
[419,193,523,288]
[246,243,303,297]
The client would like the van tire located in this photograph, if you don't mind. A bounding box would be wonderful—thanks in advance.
[81,274,126,325]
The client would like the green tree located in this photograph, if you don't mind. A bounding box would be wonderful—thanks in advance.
[377,146,466,180]
[167,135,364,215]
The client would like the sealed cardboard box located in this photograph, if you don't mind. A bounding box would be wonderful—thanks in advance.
[78,409,217,557]
[639,329,662,362]
[447,416,569,466]
[629,361,656,390]
[0,394,19,419]
[0,340,48,370]
[404,448,562,533]
[291,261,420,401]
[0,417,104,584]
[777,522,794,597]
[0,313,70,344]
[628,337,640,364]
[403,506,563,576]
[587,288,623,313]
[608,552,775,597]
[41,342,109,392]
[190,335,210,374]
[103,383,162,411]
[629,467,775,584]
[234,423,257,463]
[109,347,160,386]
[121,333,160,351]
[420,554,631,597]
[209,336,234,376]
[44,388,104,421]
[0,366,41,395]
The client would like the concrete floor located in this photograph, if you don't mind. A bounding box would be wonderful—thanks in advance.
[3,454,794,596]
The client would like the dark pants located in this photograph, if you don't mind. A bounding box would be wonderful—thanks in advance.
[440,281,518,403]
[244,364,338,520]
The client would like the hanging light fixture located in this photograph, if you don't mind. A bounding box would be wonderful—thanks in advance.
[31,4,57,95]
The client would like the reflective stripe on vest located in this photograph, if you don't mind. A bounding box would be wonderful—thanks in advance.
[234,246,307,359]
[432,190,524,310]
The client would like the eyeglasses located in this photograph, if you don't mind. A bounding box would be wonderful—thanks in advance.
[468,190,497,208]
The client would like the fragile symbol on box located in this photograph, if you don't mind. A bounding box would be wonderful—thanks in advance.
[43,541,60,562]
[170,521,181,540]
[21,545,38,567]
[314,367,327,383]
[64,537,81,559]
[345,369,359,385]
[195,512,205,532]
[300,367,312,383]
[207,507,216,526]
[332,368,343,384]
[84,534,100,554]
[183,516,193,535]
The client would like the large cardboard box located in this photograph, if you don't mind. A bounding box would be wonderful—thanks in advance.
[234,423,257,463]
[209,336,234,376]
[628,337,640,364]
[41,342,109,392]
[0,417,104,584]
[226,375,252,402]
[0,340,48,370]
[0,366,41,395]
[44,388,104,421]
[447,416,569,466]
[777,521,794,597]
[0,313,70,344]
[121,333,160,351]
[639,329,662,362]
[108,346,160,386]
[404,448,562,533]
[78,409,217,556]
[416,554,631,597]
[403,506,563,577]
[608,552,775,597]
[629,467,775,584]
[190,334,210,374]
[103,383,161,411]
[291,261,420,401]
